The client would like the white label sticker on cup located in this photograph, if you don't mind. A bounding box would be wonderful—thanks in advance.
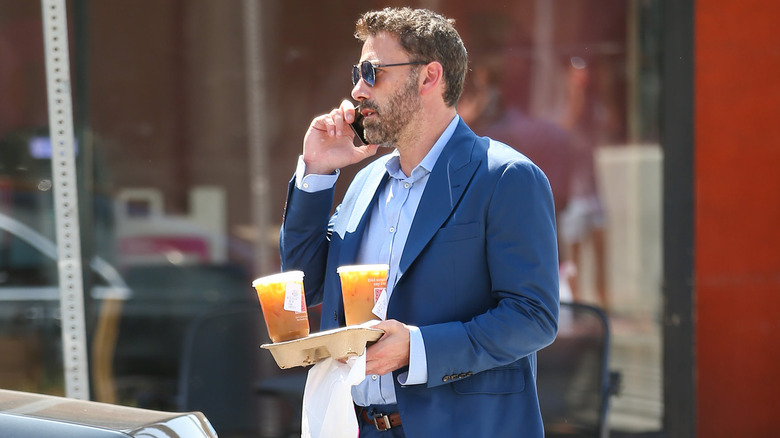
[372,287,388,320]
[284,283,303,313]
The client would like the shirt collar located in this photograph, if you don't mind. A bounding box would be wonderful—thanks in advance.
[385,115,460,181]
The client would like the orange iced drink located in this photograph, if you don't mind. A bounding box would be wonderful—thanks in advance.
[252,271,309,343]
[337,264,389,326]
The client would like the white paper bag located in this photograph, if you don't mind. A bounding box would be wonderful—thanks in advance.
[301,354,366,438]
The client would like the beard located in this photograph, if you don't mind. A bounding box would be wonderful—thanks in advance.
[362,72,422,147]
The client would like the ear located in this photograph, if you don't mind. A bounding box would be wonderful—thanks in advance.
[419,61,444,97]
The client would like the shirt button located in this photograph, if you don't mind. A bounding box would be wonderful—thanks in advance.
[302,182,310,189]
[372,375,378,381]
[404,182,411,189]
[389,227,395,233]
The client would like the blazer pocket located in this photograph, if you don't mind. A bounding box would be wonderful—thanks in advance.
[452,366,526,395]
[434,222,481,243]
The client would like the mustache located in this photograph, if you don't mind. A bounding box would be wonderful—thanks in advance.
[359,101,380,114]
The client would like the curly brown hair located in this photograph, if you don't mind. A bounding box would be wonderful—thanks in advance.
[355,7,468,107]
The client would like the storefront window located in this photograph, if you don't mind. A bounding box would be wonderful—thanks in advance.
[0,0,663,435]
[0,0,63,395]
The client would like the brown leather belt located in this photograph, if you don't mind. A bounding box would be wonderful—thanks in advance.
[359,408,402,431]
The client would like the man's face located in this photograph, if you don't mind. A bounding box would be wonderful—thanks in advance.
[352,32,423,147]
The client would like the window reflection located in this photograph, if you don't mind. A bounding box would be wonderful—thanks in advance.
[0,0,663,435]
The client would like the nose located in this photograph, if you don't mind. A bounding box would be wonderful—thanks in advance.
[351,79,370,102]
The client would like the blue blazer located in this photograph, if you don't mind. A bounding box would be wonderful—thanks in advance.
[280,120,559,438]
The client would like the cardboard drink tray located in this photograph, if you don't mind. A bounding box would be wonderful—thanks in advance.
[261,326,383,369]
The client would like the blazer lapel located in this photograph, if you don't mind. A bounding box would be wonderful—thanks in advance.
[333,159,390,265]
[398,122,482,276]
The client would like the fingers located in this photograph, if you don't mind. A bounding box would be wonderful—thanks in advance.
[339,99,357,124]
[302,101,370,175]
[324,110,343,137]
[314,102,356,139]
[364,320,410,375]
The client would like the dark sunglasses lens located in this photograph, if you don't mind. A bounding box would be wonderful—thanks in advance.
[352,65,360,85]
[360,61,375,86]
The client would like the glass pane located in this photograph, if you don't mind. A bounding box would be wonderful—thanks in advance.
[0,1,64,395]
[453,2,663,433]
[4,0,664,435]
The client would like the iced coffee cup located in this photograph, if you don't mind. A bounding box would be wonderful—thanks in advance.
[252,271,310,343]
[337,264,389,326]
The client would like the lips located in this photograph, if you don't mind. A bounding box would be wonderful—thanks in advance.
[361,108,377,118]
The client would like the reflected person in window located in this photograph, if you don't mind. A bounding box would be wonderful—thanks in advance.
[280,7,559,438]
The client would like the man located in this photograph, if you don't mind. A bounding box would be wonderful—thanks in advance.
[280,7,558,437]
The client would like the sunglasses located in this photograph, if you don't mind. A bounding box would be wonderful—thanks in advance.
[352,60,428,87]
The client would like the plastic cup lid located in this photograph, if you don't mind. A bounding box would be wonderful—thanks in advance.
[252,270,304,287]
[336,264,389,273]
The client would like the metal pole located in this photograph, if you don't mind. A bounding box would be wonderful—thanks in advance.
[529,0,559,120]
[243,0,273,276]
[243,3,284,435]
[41,0,90,400]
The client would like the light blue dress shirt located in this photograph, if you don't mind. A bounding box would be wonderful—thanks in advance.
[295,115,460,406]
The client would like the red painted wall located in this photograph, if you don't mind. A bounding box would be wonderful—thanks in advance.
[696,1,780,436]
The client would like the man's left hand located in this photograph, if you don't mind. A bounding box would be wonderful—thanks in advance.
[365,319,410,375]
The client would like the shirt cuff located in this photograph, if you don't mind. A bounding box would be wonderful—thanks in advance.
[397,325,428,386]
[295,155,339,192]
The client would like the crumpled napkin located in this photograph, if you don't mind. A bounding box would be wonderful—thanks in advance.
[301,354,366,438]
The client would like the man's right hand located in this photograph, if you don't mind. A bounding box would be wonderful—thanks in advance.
[302,100,379,176]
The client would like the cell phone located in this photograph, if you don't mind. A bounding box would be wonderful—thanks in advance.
[350,105,367,145]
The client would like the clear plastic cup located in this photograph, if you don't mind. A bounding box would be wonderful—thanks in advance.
[252,271,309,343]
[337,264,389,326]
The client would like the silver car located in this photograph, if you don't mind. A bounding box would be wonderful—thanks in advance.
[0,388,217,437]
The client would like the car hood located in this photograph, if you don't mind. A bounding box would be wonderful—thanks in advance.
[0,389,217,437]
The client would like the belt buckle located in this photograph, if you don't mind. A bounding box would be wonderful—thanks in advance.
[372,413,392,431]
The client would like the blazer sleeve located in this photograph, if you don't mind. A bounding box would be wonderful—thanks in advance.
[279,176,336,307]
[420,159,560,387]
